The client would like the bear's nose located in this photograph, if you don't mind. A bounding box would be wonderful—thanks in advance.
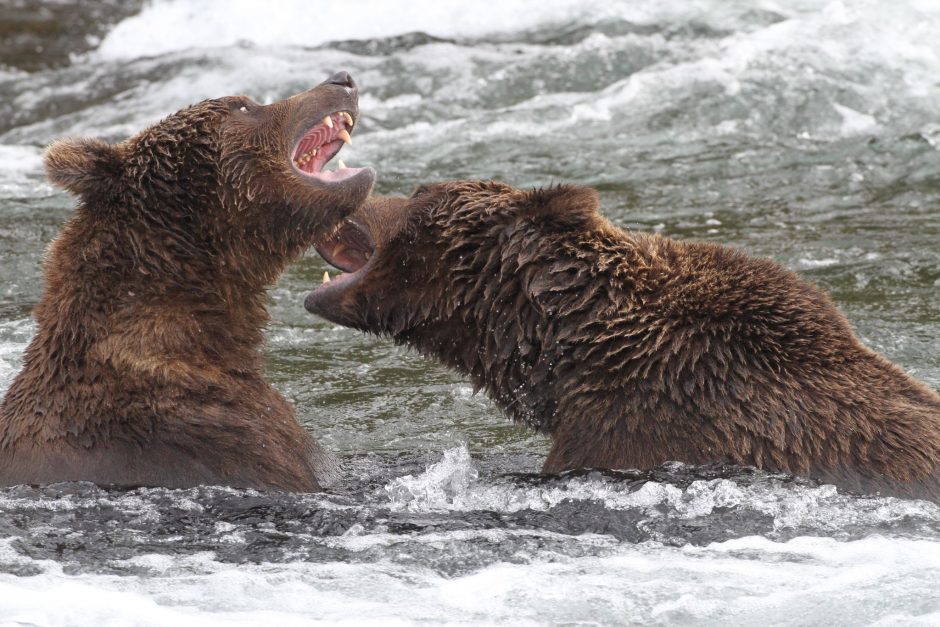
[323,71,357,94]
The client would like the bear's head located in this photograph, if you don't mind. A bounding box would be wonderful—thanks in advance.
[305,180,603,342]
[43,71,375,287]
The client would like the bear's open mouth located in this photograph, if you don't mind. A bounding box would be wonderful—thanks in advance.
[291,110,361,183]
[313,219,375,288]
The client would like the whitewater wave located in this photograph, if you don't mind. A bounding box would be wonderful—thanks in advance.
[94,0,593,59]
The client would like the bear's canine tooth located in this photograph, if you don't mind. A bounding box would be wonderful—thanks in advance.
[342,112,354,126]
[338,159,347,169]
[338,130,352,145]
[322,271,331,284]
[323,115,333,129]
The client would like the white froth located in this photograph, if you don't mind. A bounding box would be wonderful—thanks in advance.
[1,535,937,626]
[5,0,937,149]
[95,0,591,60]
[0,147,46,197]
[0,319,34,395]
[384,446,940,532]
[0,146,42,175]
[385,444,479,509]
[3,449,933,623]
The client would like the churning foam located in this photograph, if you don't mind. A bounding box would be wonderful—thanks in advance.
[385,445,940,532]
[95,0,594,59]
[1,533,938,626]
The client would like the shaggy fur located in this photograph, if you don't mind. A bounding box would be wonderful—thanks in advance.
[306,182,940,499]
[0,75,374,490]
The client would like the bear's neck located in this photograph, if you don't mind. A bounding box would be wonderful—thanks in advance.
[16,213,275,401]
[404,221,658,434]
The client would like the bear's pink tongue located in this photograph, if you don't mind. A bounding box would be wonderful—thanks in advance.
[292,111,356,179]
[294,127,333,166]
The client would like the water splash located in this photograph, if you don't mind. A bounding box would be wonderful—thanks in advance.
[385,444,480,510]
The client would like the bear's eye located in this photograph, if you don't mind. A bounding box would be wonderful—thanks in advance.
[239,105,250,113]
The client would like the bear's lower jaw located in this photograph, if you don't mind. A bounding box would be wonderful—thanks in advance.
[308,165,368,184]
[317,218,373,273]
[306,219,375,319]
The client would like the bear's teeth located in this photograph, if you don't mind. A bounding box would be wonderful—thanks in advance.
[337,159,347,169]
[338,130,352,145]
[342,112,354,126]
[294,148,319,167]
[323,115,333,129]
[323,271,331,284]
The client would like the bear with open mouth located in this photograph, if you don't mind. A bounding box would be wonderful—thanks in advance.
[0,72,374,491]
[305,181,940,500]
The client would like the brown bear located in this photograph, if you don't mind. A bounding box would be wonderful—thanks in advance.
[0,71,375,491]
[305,182,940,499]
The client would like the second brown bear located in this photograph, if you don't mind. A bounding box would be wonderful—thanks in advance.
[306,182,940,500]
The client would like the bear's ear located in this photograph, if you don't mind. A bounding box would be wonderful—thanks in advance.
[523,184,601,228]
[43,138,123,198]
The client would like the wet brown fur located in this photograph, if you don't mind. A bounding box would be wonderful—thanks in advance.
[0,80,374,490]
[308,181,940,499]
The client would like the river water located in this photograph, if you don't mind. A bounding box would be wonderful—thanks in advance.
[1,1,939,624]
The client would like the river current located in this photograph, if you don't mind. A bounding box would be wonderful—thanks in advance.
[1,1,939,624]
